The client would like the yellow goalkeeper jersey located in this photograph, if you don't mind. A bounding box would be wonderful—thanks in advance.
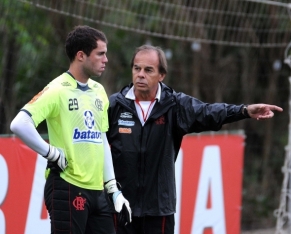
[22,72,109,190]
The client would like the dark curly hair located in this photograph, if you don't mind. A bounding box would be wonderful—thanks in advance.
[65,25,108,62]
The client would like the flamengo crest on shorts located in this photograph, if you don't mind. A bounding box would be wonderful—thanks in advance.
[73,195,87,210]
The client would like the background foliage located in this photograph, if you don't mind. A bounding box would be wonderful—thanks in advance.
[1,0,290,230]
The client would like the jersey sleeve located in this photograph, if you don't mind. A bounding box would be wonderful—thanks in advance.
[22,86,60,127]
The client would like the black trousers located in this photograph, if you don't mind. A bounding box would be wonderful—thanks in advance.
[114,214,175,234]
[44,171,115,234]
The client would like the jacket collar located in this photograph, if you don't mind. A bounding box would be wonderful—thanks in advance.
[120,82,173,99]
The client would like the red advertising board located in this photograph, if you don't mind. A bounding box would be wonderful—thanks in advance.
[0,133,244,234]
[177,134,244,234]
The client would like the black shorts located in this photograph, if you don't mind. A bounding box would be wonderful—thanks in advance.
[114,214,175,234]
[44,171,115,234]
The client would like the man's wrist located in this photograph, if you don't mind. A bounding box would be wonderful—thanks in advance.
[242,105,251,118]
[44,145,59,161]
[104,179,119,193]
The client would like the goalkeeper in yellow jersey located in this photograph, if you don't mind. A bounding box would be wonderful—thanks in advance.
[10,25,131,234]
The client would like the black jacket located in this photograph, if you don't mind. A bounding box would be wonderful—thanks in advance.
[107,82,247,217]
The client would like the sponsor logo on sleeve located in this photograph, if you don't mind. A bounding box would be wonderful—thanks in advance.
[28,87,49,104]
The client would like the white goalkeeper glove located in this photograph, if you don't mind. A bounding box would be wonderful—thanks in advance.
[105,179,132,226]
[44,145,68,171]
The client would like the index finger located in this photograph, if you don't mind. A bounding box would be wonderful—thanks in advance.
[269,105,283,112]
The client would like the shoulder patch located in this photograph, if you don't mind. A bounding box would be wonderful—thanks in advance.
[28,87,49,104]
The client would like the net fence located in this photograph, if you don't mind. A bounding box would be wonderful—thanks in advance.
[19,1,291,232]
[2,0,291,231]
[20,0,291,47]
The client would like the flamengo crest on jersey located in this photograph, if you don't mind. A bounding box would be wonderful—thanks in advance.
[73,110,102,144]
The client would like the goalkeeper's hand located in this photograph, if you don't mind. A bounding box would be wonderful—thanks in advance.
[105,179,132,226]
[44,145,68,171]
